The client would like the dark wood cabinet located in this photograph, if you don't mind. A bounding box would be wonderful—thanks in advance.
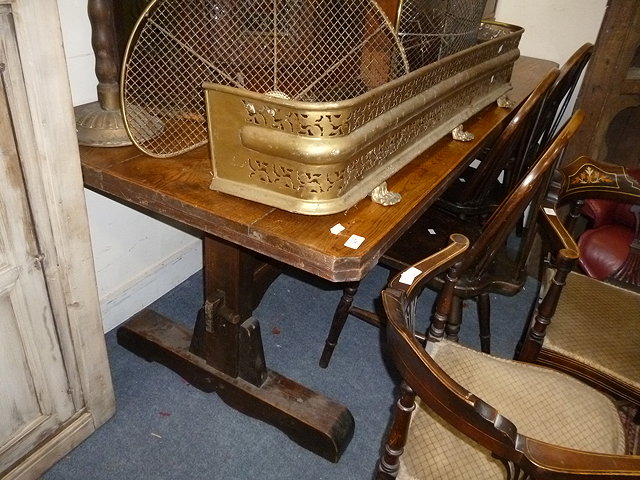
[564,0,640,168]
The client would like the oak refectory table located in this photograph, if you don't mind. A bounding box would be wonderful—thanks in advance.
[79,56,557,462]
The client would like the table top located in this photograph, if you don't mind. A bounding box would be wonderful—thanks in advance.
[80,56,557,283]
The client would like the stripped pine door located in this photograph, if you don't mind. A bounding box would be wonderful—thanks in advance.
[0,3,115,478]
[0,53,76,471]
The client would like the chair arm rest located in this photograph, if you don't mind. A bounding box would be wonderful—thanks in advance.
[387,234,470,297]
[523,437,640,476]
[537,203,579,256]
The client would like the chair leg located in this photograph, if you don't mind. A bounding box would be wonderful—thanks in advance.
[376,382,416,479]
[444,295,463,343]
[477,293,491,353]
[319,281,359,368]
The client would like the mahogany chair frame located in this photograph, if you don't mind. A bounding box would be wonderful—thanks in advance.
[433,69,558,219]
[319,69,558,366]
[518,155,640,407]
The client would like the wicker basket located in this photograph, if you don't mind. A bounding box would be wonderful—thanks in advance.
[204,22,523,215]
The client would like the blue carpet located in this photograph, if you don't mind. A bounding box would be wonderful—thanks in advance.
[43,265,537,479]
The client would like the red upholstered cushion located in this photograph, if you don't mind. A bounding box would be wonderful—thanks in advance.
[578,224,634,280]
[582,200,637,229]
[578,167,640,280]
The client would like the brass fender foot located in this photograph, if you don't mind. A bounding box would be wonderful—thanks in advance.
[497,94,516,108]
[370,181,402,206]
[452,124,474,142]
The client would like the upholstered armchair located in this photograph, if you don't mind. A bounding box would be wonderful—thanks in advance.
[518,156,640,413]
[376,234,640,479]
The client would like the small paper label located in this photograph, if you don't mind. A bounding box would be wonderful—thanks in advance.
[470,159,481,169]
[544,207,556,216]
[399,267,422,285]
[344,234,365,249]
[428,228,436,235]
[330,223,345,235]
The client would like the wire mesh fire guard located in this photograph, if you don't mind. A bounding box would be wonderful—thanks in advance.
[120,0,522,215]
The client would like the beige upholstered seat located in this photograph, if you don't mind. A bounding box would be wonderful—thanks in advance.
[398,341,625,480]
[541,271,640,395]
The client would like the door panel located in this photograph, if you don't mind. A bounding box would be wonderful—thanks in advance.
[0,50,75,470]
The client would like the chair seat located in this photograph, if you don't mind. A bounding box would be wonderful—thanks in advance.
[578,224,634,280]
[542,271,640,394]
[399,340,626,480]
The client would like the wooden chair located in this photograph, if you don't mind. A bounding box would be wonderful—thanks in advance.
[376,233,640,479]
[522,43,594,169]
[518,156,640,410]
[318,107,584,367]
[436,43,593,220]
[433,68,558,220]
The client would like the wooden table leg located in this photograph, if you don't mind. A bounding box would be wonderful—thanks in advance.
[117,234,355,462]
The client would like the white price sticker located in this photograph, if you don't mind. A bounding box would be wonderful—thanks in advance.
[400,267,422,285]
[330,223,346,235]
[344,234,365,249]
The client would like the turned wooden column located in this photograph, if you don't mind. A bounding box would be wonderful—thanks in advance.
[74,0,132,146]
